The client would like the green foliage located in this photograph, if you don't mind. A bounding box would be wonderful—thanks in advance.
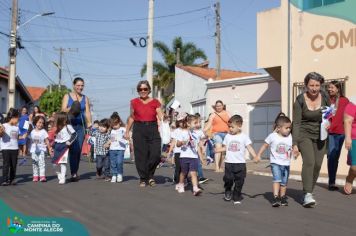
[39,87,70,115]
[140,37,207,104]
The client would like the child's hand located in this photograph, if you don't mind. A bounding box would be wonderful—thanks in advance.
[104,142,110,149]
[254,155,261,163]
[292,146,300,159]
[124,132,130,140]
[66,141,71,146]
[0,124,4,137]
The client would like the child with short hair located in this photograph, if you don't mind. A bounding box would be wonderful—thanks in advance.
[52,112,77,184]
[108,113,126,183]
[176,114,203,196]
[30,116,51,182]
[256,113,293,207]
[0,108,21,186]
[216,115,257,204]
[90,119,111,181]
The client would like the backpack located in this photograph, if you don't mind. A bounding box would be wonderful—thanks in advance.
[68,94,82,117]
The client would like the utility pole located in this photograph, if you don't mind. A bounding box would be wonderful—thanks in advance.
[146,0,154,87]
[7,0,18,110]
[215,1,221,80]
[53,47,78,89]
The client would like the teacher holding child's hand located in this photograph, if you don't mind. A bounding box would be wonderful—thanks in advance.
[125,80,163,187]
[292,72,329,208]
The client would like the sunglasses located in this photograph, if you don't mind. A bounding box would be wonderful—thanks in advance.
[138,87,149,92]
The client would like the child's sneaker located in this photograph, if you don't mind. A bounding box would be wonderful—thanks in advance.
[193,186,202,196]
[111,176,117,183]
[176,184,185,193]
[233,200,241,205]
[104,177,111,182]
[281,196,288,206]
[33,176,39,182]
[272,196,281,207]
[224,190,232,201]
[40,176,47,182]
[117,174,123,183]
[58,175,65,185]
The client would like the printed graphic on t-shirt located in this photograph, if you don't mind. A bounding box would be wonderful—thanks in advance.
[33,135,40,144]
[10,131,17,139]
[275,143,290,158]
[228,141,240,152]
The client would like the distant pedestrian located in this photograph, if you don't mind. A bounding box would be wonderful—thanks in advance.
[89,119,111,181]
[292,72,330,207]
[125,80,163,187]
[256,113,294,207]
[0,108,21,186]
[52,112,77,184]
[108,113,127,183]
[215,115,257,205]
[327,81,349,191]
[175,114,203,196]
[29,105,46,123]
[61,77,92,182]
[29,116,51,182]
[204,100,230,172]
[343,99,356,194]
[18,106,30,157]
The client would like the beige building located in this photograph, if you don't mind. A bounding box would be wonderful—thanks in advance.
[257,0,356,175]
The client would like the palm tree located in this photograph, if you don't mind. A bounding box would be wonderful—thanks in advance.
[141,37,207,104]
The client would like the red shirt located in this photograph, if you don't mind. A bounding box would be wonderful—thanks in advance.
[344,102,356,139]
[329,96,349,134]
[131,98,161,122]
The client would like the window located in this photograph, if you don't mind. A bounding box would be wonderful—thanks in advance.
[302,0,344,10]
[292,77,348,101]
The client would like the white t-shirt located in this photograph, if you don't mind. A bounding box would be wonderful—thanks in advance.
[30,129,49,153]
[171,128,182,154]
[177,129,199,159]
[0,123,19,150]
[223,133,252,164]
[265,132,292,166]
[55,125,75,143]
[109,127,127,150]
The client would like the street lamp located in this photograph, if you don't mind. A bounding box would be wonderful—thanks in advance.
[7,3,55,110]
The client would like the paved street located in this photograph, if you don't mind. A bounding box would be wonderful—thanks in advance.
[1,158,356,236]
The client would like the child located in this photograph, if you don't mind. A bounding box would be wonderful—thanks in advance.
[216,115,257,204]
[90,119,111,181]
[108,113,126,183]
[256,113,293,207]
[193,113,209,184]
[30,116,51,182]
[170,113,186,184]
[47,120,55,147]
[0,108,21,186]
[88,120,99,162]
[176,114,203,196]
[52,112,77,184]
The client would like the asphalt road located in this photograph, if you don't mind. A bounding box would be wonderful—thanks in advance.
[0,158,355,236]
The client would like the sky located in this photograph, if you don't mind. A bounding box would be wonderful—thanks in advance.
[0,0,281,120]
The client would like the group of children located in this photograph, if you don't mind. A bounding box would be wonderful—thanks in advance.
[168,111,295,207]
[1,106,296,207]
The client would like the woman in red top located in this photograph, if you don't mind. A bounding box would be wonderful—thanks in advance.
[327,81,349,191]
[125,80,163,187]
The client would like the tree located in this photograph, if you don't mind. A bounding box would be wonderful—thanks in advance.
[141,37,207,104]
[39,85,70,115]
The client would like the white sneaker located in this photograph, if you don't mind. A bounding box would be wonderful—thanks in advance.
[58,174,65,184]
[111,176,117,183]
[56,172,61,180]
[116,175,123,183]
[177,185,185,193]
[303,193,316,208]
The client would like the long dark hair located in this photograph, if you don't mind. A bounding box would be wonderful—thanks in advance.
[329,80,344,97]
[55,112,70,134]
[32,105,42,116]
[5,108,20,122]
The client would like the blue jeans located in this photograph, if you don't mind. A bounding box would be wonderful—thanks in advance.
[69,124,85,176]
[327,134,345,185]
[96,154,110,177]
[197,159,204,178]
[109,150,124,176]
[270,163,290,186]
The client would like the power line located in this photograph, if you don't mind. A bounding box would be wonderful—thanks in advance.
[20,6,211,23]
[23,47,56,84]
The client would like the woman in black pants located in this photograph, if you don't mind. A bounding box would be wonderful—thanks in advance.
[125,81,163,187]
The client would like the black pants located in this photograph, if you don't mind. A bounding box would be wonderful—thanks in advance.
[2,150,19,183]
[96,155,110,177]
[224,163,246,201]
[173,153,181,183]
[132,122,162,182]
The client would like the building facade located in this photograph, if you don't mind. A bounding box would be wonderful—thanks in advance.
[257,0,356,174]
